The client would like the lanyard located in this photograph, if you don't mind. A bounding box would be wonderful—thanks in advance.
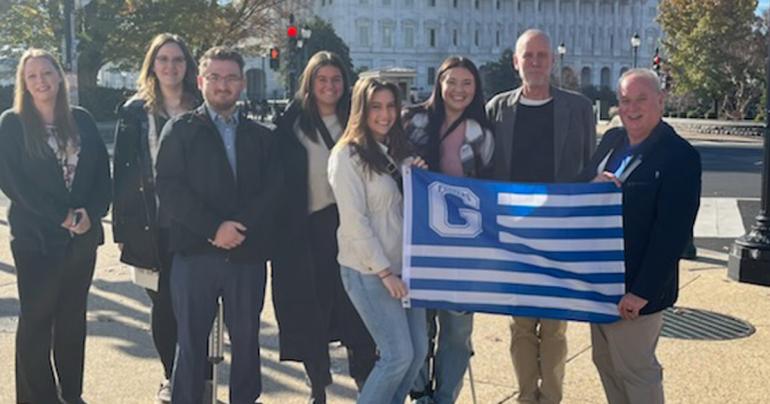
[596,149,643,183]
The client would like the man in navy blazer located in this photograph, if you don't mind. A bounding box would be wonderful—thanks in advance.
[578,69,701,404]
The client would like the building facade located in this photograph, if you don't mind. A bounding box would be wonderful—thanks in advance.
[313,0,662,93]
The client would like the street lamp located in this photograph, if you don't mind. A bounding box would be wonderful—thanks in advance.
[557,42,567,87]
[630,33,641,68]
[728,36,770,286]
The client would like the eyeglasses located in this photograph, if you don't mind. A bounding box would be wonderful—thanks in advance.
[203,74,243,85]
[155,56,186,65]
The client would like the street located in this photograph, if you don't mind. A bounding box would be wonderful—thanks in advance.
[691,140,764,255]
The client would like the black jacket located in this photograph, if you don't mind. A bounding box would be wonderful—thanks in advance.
[155,105,281,264]
[112,98,163,269]
[578,122,701,315]
[272,102,372,362]
[0,108,111,254]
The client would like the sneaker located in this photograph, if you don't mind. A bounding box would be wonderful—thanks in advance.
[157,379,172,403]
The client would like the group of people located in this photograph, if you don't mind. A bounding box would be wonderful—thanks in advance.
[0,26,700,404]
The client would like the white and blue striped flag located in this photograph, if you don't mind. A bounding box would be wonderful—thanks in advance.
[402,167,625,323]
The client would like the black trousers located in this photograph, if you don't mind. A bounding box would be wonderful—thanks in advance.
[302,205,377,394]
[13,238,97,404]
[145,229,176,380]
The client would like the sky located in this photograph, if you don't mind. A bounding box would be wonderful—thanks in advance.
[759,0,769,14]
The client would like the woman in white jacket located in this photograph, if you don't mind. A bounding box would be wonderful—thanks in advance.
[328,77,428,404]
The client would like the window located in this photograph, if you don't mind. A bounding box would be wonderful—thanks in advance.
[321,0,325,6]
[429,28,436,47]
[383,0,391,5]
[429,0,436,6]
[404,25,415,48]
[382,24,393,47]
[428,67,436,85]
[610,34,614,51]
[496,0,500,9]
[453,0,458,7]
[405,0,414,6]
[357,23,371,46]
[474,0,479,9]
[496,30,500,47]
[474,29,479,47]
[453,29,458,46]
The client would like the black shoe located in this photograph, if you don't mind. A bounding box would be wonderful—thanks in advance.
[681,242,697,260]
[354,377,367,392]
[308,390,326,404]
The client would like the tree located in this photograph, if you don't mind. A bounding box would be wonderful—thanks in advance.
[658,0,766,119]
[278,17,354,97]
[479,48,520,99]
[0,0,292,91]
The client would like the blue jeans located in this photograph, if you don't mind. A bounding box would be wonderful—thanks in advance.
[412,310,474,403]
[340,266,428,404]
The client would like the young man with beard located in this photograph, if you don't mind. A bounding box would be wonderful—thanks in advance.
[156,46,280,404]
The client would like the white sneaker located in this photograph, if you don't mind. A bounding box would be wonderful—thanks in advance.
[157,379,172,403]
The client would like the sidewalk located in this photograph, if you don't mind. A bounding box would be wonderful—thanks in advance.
[0,220,769,403]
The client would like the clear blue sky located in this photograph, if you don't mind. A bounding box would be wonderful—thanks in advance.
[759,0,769,14]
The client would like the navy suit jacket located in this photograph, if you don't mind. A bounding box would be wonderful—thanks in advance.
[578,121,701,315]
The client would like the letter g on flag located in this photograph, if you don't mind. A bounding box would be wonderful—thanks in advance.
[428,182,482,238]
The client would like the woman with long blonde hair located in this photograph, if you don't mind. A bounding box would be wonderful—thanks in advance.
[0,48,111,403]
[112,33,199,403]
[328,77,428,403]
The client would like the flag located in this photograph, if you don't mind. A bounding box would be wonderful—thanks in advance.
[402,167,625,323]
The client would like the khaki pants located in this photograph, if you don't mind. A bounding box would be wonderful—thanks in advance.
[510,317,567,404]
[590,312,665,404]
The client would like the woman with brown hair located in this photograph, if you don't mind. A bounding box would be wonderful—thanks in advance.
[111,33,199,402]
[272,51,376,403]
[0,48,111,404]
[328,77,428,403]
[403,55,494,404]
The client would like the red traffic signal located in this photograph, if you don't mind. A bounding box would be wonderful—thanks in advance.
[269,48,280,70]
[287,25,298,38]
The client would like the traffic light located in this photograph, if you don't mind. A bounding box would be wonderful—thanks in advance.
[652,48,661,74]
[287,13,298,40]
[287,25,298,39]
[269,48,280,70]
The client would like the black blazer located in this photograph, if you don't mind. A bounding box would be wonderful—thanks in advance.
[0,108,112,254]
[155,105,281,264]
[578,121,701,315]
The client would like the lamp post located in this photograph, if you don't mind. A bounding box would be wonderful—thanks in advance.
[728,36,770,286]
[557,42,566,87]
[630,33,641,68]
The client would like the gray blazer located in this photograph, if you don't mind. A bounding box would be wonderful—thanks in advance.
[485,86,596,182]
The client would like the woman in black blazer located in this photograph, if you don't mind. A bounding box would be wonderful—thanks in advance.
[272,51,376,403]
[111,33,199,403]
[0,48,111,404]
